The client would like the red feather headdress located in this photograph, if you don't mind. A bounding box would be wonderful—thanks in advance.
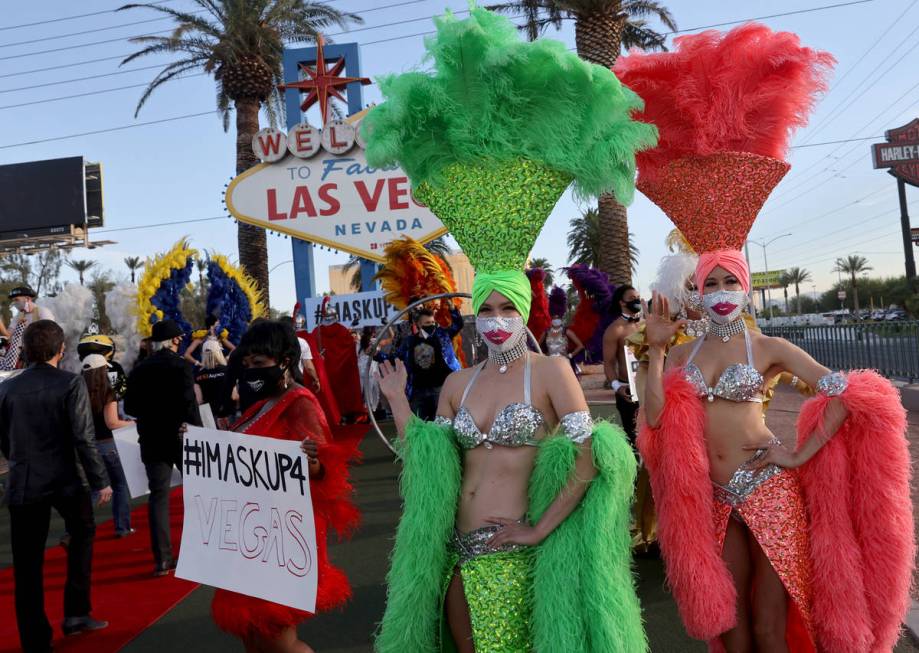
[615,23,834,253]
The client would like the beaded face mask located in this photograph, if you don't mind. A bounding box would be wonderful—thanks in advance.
[702,289,746,325]
[476,316,527,354]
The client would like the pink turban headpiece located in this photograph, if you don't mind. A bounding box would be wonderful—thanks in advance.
[695,249,750,295]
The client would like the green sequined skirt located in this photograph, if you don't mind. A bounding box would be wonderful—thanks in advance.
[440,525,534,652]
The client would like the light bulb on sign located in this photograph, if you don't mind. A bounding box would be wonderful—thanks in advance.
[287,123,320,158]
[251,127,287,163]
[320,120,356,155]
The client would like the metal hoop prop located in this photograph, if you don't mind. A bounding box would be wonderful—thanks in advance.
[363,292,540,459]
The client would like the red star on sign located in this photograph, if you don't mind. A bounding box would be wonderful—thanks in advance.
[278,36,370,127]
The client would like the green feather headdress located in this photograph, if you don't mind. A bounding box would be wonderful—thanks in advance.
[364,5,656,311]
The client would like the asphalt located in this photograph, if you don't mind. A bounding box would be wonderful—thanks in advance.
[2,397,918,652]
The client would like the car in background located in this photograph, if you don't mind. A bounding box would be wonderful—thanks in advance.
[884,309,907,321]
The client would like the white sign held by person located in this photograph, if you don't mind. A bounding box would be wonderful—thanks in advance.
[624,346,640,404]
[302,290,400,331]
[176,427,318,613]
[113,425,182,498]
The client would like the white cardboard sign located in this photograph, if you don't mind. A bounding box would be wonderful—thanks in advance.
[175,426,318,613]
[112,425,182,498]
[624,346,640,403]
[301,289,400,331]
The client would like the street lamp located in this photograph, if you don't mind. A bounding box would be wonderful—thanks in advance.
[746,233,792,321]
[269,259,293,273]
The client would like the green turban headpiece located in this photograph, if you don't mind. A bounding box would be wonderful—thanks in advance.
[363,4,658,319]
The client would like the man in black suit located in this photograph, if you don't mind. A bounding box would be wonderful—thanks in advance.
[124,319,201,576]
[0,320,112,652]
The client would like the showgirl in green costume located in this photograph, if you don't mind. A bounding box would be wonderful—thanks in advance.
[366,6,656,652]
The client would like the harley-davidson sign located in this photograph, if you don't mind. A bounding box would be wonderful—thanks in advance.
[872,118,919,187]
[225,119,447,262]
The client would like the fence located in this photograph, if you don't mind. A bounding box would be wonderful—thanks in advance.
[762,321,919,382]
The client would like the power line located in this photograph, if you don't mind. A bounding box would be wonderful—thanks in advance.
[0,0,176,32]
[0,111,214,150]
[0,0,426,61]
[661,0,877,36]
[0,0,879,75]
[94,215,227,234]
[795,0,918,146]
[0,63,172,94]
[0,11,206,49]
[0,75,206,111]
[789,135,883,149]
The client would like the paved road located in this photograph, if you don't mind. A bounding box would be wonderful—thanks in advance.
[2,393,917,651]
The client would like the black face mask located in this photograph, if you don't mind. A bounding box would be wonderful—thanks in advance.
[420,325,436,338]
[624,299,642,314]
[242,366,284,398]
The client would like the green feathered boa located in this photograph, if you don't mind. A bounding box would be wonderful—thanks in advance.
[375,417,647,652]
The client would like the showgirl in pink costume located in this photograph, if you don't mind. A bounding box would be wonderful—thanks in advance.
[617,24,914,652]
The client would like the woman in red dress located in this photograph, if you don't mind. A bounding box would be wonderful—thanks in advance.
[211,320,360,653]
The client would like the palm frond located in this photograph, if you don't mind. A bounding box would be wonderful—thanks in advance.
[622,20,668,51]
[622,0,677,31]
[133,57,210,116]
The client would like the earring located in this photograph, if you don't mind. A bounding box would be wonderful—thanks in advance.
[687,290,703,312]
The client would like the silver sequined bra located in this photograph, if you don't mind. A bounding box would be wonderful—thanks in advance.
[683,328,764,403]
[440,354,545,449]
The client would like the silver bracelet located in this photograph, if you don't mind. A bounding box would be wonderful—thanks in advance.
[816,372,847,397]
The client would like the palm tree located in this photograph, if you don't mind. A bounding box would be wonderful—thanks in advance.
[118,1,362,300]
[779,272,791,314]
[832,255,872,319]
[345,237,453,291]
[66,259,96,286]
[491,0,676,285]
[785,267,812,315]
[528,257,555,287]
[567,207,639,273]
[124,256,144,284]
[195,255,209,303]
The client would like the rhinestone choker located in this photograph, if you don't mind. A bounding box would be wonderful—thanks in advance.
[488,336,529,374]
[708,317,746,343]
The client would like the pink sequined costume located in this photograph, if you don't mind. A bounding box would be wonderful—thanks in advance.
[638,369,913,652]
[619,23,913,652]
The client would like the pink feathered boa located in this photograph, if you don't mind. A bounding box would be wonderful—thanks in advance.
[638,368,914,651]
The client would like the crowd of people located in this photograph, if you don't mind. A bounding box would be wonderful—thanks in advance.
[0,9,915,653]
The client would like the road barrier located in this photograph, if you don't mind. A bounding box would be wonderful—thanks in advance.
[762,321,919,382]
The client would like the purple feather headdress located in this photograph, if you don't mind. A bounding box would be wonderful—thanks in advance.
[549,286,567,318]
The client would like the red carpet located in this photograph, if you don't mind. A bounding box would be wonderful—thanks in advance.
[0,488,196,653]
[0,424,367,653]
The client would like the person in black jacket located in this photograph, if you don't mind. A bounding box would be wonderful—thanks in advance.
[124,319,201,576]
[0,320,112,652]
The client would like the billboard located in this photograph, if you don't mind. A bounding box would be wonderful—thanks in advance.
[751,270,787,290]
[0,156,103,241]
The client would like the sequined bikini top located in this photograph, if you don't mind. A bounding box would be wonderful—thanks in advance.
[439,354,545,449]
[683,328,764,403]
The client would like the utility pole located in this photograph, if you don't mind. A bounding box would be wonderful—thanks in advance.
[747,233,791,322]
[897,178,916,280]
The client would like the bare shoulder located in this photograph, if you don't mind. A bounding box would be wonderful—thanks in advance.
[603,320,622,338]
[753,331,792,353]
[443,364,476,392]
[534,352,573,375]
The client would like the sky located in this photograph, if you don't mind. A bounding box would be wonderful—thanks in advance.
[1,0,917,310]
